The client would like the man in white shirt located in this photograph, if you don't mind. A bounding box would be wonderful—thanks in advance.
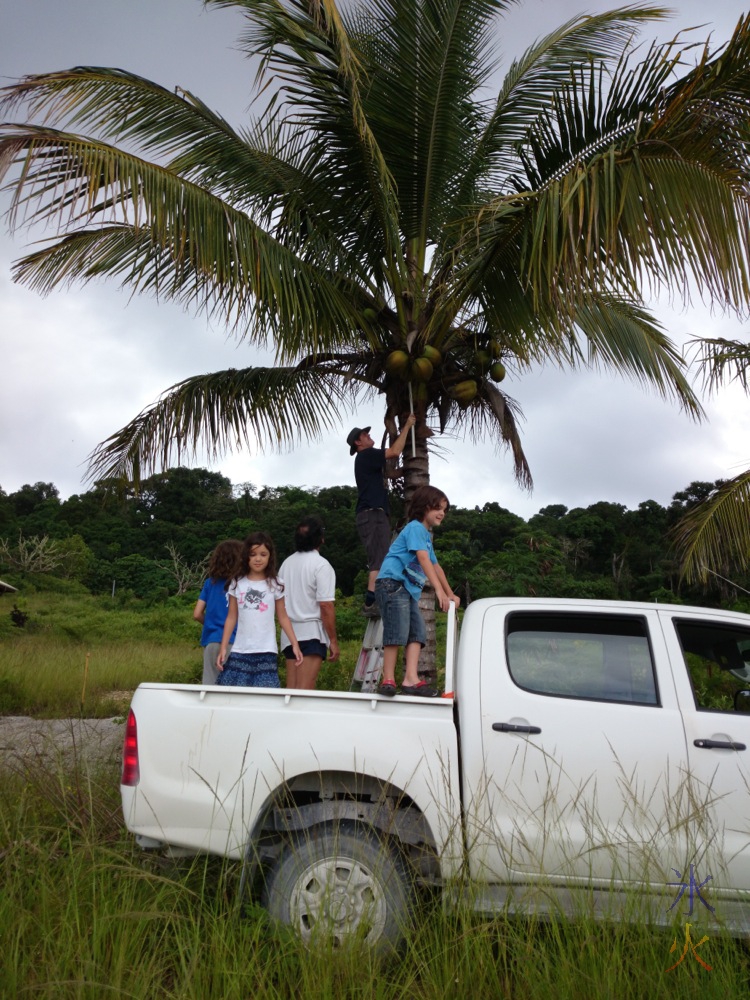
[279,516,339,689]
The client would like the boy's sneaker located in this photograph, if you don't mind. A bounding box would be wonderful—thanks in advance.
[362,602,380,618]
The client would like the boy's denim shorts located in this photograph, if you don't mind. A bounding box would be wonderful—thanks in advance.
[375,577,426,647]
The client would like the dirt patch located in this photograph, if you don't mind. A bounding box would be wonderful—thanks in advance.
[0,716,125,768]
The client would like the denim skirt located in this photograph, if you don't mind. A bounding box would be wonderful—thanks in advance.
[217,651,280,688]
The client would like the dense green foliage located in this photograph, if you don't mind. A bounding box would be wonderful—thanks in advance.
[2,468,750,613]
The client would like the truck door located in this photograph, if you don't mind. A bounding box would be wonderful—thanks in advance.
[661,612,750,895]
[472,605,689,888]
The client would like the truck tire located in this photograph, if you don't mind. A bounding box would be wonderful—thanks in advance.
[262,821,414,952]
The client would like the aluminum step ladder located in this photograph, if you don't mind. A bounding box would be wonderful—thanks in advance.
[350,616,384,692]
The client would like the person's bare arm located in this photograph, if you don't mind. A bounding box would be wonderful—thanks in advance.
[384,413,416,459]
[193,599,206,624]
[416,550,450,611]
[319,601,339,661]
[275,598,303,666]
[434,563,460,608]
[217,596,238,669]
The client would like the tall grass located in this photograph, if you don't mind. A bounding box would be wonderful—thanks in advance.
[0,638,204,716]
[1,740,748,999]
[0,634,365,716]
[0,590,370,716]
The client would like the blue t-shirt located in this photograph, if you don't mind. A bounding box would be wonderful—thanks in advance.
[377,519,437,600]
[198,577,236,645]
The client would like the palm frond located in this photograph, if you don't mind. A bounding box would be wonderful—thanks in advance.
[690,336,750,393]
[445,380,532,489]
[0,67,241,170]
[0,125,364,355]
[0,67,374,281]
[218,0,405,281]
[573,297,703,416]
[511,19,750,309]
[87,364,363,484]
[461,5,672,195]
[350,0,510,247]
[672,470,750,582]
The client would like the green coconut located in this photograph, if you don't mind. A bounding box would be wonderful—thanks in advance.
[489,361,506,382]
[451,379,478,403]
[362,307,378,322]
[412,381,428,403]
[385,350,410,376]
[421,345,442,366]
[410,357,434,382]
[475,349,492,372]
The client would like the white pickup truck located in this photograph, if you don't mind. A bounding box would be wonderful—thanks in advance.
[121,597,750,948]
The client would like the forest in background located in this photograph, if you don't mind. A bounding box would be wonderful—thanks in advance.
[0,467,747,614]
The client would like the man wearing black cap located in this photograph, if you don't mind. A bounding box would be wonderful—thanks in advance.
[347,414,416,615]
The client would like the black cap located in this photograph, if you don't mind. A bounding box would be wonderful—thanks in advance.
[347,426,371,455]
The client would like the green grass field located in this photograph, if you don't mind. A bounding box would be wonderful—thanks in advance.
[0,590,367,716]
[0,589,450,715]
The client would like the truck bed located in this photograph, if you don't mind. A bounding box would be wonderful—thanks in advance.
[122,683,463,874]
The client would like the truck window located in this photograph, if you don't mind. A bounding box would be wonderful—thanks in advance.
[673,619,750,713]
[505,613,657,705]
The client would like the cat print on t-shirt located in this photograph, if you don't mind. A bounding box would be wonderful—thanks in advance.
[238,587,269,613]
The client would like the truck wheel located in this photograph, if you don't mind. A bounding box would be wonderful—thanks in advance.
[262,821,414,952]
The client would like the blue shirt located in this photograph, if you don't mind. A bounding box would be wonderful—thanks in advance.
[198,577,236,645]
[377,520,437,600]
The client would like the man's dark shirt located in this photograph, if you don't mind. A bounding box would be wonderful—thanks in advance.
[354,447,388,513]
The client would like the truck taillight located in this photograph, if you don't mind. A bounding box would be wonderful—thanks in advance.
[121,709,140,786]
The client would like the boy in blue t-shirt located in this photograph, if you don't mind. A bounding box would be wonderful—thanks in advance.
[374,485,460,697]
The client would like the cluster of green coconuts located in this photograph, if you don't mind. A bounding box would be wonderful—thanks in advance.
[383,341,506,404]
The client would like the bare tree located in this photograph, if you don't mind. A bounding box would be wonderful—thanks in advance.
[159,542,209,596]
[0,533,63,574]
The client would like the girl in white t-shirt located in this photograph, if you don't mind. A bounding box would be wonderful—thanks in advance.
[217,532,302,687]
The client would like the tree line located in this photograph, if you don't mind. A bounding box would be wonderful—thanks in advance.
[0,469,745,611]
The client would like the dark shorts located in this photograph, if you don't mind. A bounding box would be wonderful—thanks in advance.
[356,508,391,572]
[375,577,426,648]
[217,651,280,688]
[282,638,328,661]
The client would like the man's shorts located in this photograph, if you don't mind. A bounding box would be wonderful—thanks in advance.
[282,638,328,660]
[356,508,391,571]
[374,577,426,647]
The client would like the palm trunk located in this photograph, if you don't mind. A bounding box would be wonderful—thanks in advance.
[417,586,438,684]
[401,429,430,505]
[383,391,441,684]
[397,411,437,683]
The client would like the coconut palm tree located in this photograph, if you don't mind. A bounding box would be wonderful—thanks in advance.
[2,1,750,502]
[672,337,750,584]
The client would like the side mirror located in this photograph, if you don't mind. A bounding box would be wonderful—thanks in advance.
[734,689,750,713]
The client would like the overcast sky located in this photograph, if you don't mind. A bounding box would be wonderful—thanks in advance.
[2,0,749,519]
